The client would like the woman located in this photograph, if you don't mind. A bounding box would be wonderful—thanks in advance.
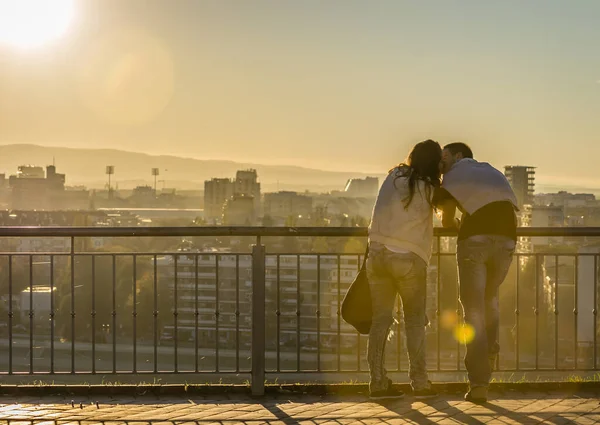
[367,139,442,400]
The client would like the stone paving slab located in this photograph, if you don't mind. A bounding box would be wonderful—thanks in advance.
[0,390,598,424]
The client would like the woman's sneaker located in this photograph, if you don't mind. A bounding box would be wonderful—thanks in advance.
[369,379,404,400]
[413,387,438,399]
[413,381,438,399]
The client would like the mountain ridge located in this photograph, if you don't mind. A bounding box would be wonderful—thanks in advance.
[0,144,383,192]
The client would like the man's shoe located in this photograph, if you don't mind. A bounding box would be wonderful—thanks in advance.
[464,386,488,404]
[489,355,497,372]
[369,387,405,400]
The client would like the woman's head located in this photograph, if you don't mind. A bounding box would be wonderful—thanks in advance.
[392,139,442,209]
[406,139,442,183]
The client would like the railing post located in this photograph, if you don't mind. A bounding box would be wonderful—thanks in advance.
[251,238,266,396]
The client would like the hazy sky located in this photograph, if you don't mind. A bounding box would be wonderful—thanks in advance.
[1,0,599,188]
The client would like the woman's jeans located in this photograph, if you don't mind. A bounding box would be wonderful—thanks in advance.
[366,242,429,392]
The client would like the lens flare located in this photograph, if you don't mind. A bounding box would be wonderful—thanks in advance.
[453,323,475,344]
[77,28,174,126]
[440,309,459,329]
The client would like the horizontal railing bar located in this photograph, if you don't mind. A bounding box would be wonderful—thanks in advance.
[0,251,597,258]
[0,371,251,375]
[0,226,369,237]
[2,367,595,375]
[0,368,598,374]
[0,252,252,256]
[1,226,600,238]
[1,367,597,375]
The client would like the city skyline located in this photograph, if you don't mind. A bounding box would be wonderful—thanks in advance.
[1,1,599,189]
[0,143,599,196]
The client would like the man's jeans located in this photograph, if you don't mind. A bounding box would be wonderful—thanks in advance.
[457,235,515,388]
[366,242,429,392]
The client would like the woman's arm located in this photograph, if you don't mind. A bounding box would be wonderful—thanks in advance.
[432,187,460,229]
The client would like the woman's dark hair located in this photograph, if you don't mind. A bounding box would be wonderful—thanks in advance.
[390,139,442,209]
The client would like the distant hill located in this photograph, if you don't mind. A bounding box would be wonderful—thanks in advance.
[0,144,383,192]
[535,184,600,197]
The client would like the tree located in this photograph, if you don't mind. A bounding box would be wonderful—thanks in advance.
[53,254,154,341]
[262,215,275,227]
[0,256,32,300]
[285,215,298,227]
[107,237,181,254]
[338,214,349,227]
[351,215,369,227]
[124,272,170,340]
[343,237,365,254]
[310,206,329,227]
[282,237,300,253]
[311,237,329,253]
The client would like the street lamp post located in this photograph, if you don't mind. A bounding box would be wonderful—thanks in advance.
[151,168,160,197]
[106,166,115,200]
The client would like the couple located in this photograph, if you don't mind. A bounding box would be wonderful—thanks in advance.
[367,140,517,403]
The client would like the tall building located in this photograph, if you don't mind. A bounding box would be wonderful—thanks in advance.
[157,250,440,360]
[264,191,313,219]
[535,191,596,208]
[157,252,366,351]
[222,194,256,225]
[130,185,156,207]
[504,166,535,209]
[234,169,261,215]
[204,170,261,223]
[531,205,564,248]
[9,165,67,210]
[17,165,45,179]
[204,178,234,222]
[343,177,379,198]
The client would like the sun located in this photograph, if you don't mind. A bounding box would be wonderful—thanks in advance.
[0,0,75,49]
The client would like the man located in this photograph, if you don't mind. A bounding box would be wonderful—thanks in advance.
[436,143,518,404]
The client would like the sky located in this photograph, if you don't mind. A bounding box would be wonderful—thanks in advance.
[0,0,599,188]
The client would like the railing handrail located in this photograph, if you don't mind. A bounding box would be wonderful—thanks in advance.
[0,226,599,237]
[0,224,598,393]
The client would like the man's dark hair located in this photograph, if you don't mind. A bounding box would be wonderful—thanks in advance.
[444,142,473,159]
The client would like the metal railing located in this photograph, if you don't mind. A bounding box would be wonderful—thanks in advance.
[0,226,598,395]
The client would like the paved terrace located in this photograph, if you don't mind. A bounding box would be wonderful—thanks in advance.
[0,385,599,425]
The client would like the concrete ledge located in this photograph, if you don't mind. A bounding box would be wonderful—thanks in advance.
[0,381,599,397]
[270,381,600,396]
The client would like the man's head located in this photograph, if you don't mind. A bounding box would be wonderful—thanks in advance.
[440,142,473,174]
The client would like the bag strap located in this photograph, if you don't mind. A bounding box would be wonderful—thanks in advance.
[360,245,369,270]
